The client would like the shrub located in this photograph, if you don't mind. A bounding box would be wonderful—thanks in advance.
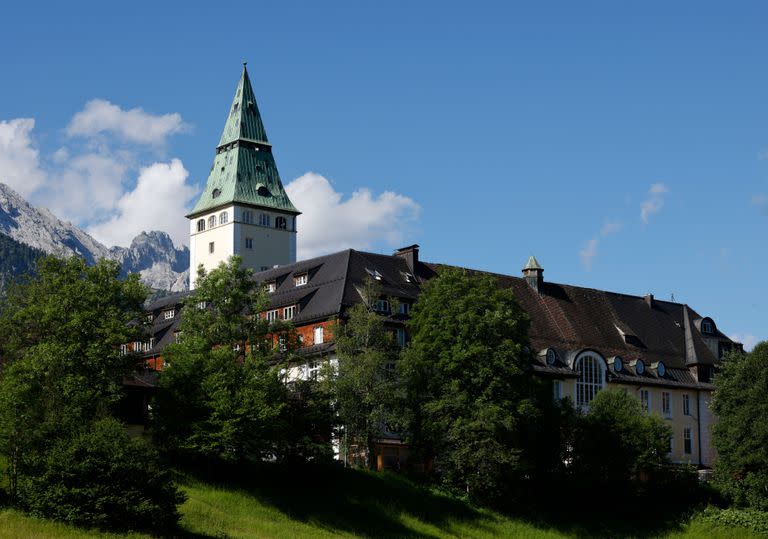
[17,418,185,532]
[698,507,768,534]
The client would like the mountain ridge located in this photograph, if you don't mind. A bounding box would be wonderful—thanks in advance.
[0,182,189,291]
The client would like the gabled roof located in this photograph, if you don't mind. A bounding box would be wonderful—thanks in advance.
[426,263,724,372]
[188,65,299,217]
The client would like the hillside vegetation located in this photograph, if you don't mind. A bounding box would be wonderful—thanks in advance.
[0,233,43,291]
[0,462,761,539]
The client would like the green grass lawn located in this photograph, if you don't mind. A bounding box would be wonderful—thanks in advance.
[0,463,762,538]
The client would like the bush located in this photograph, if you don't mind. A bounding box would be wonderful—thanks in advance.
[571,389,671,485]
[17,418,185,532]
[698,507,768,534]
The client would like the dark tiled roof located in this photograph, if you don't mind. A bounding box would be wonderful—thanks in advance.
[426,262,733,388]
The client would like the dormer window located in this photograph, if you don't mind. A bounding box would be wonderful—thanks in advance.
[197,219,206,232]
[374,299,390,313]
[212,188,221,199]
[265,281,276,293]
[294,273,308,286]
[702,319,714,334]
[164,309,175,320]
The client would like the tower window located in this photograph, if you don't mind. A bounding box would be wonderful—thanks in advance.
[259,213,270,227]
[209,242,215,254]
[208,215,217,228]
[212,188,221,198]
[245,237,253,249]
[220,211,228,224]
[243,211,253,224]
[197,219,205,232]
[275,216,287,229]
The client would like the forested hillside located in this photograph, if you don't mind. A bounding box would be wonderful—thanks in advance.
[0,233,44,291]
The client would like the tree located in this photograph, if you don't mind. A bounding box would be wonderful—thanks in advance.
[152,257,288,462]
[332,279,401,469]
[0,257,147,501]
[400,268,532,501]
[712,342,768,510]
[0,256,183,531]
[570,389,671,485]
[18,417,185,532]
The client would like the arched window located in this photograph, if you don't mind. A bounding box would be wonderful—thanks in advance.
[197,219,205,232]
[575,351,605,408]
[220,211,228,224]
[208,215,217,228]
[275,216,287,229]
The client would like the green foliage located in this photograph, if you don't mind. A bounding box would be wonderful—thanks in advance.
[401,268,532,501]
[0,257,148,500]
[17,417,184,532]
[152,257,288,462]
[332,279,401,468]
[0,233,44,294]
[0,256,183,531]
[697,507,768,535]
[571,389,671,484]
[712,341,768,510]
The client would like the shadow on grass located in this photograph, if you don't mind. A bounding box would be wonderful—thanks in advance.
[495,476,722,539]
[179,460,484,538]
[177,462,719,538]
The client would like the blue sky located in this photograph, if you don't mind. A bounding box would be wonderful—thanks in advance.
[0,1,766,349]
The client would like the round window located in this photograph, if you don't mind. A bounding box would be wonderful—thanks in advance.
[613,356,623,372]
[657,361,666,378]
[635,360,645,375]
[546,348,557,365]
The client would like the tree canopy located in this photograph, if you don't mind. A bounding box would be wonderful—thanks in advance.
[152,257,288,462]
[0,256,183,531]
[401,267,532,500]
[713,342,768,510]
[332,278,401,469]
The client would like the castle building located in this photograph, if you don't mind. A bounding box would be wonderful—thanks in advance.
[124,66,743,471]
[186,64,300,289]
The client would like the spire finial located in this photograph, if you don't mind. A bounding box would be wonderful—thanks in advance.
[243,60,247,67]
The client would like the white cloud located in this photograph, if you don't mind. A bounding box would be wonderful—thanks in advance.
[579,238,599,271]
[39,152,130,222]
[286,172,420,260]
[600,220,621,237]
[88,159,197,247]
[641,182,669,224]
[66,99,189,145]
[0,118,46,197]
[729,333,760,352]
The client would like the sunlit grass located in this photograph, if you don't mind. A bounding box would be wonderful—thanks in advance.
[0,465,764,538]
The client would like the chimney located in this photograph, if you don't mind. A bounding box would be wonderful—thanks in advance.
[522,256,544,293]
[644,293,654,308]
[395,244,419,274]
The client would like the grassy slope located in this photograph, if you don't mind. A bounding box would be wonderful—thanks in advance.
[0,464,761,539]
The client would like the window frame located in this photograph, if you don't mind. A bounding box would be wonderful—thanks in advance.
[640,389,650,413]
[283,305,296,320]
[682,393,691,416]
[197,219,206,232]
[684,427,693,455]
[575,351,606,409]
[266,310,279,322]
[208,215,217,228]
[313,325,324,345]
[219,211,228,224]
[294,273,308,286]
[662,391,672,418]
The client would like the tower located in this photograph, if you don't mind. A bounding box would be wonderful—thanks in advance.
[187,64,300,289]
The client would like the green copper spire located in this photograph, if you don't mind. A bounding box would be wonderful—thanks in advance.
[188,64,299,217]
[217,63,269,148]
